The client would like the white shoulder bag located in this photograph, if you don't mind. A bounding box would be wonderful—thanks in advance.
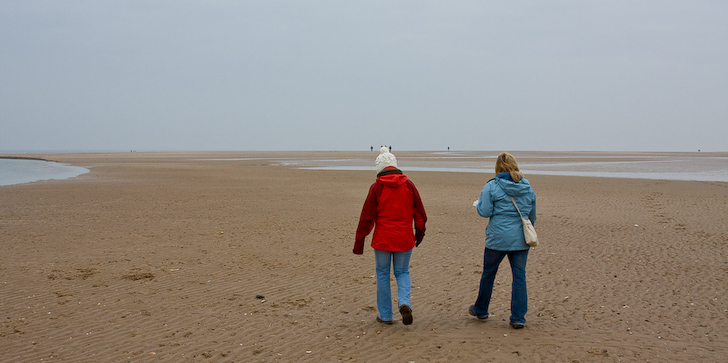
[509,196,538,247]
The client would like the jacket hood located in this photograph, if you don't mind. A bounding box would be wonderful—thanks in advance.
[494,176,532,197]
[377,172,409,188]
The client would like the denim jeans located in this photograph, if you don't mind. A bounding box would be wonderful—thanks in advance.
[472,248,529,324]
[374,248,413,321]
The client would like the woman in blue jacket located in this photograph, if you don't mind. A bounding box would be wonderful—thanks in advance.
[469,152,536,329]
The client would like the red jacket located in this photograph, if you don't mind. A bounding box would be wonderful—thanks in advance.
[354,168,427,254]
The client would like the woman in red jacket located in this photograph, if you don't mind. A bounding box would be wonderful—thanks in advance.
[354,147,427,325]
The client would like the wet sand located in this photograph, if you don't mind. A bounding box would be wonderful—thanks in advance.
[1,151,727,362]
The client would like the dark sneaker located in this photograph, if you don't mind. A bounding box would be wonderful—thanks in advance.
[399,305,413,325]
[468,305,489,320]
[510,322,525,329]
[376,316,393,325]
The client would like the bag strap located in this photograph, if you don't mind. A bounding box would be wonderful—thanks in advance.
[508,195,525,218]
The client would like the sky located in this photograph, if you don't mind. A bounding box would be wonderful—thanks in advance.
[1,1,727,152]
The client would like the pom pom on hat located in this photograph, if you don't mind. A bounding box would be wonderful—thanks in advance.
[375,146,398,173]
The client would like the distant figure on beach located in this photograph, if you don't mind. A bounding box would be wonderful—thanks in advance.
[354,146,427,325]
[389,145,392,152]
[371,146,374,151]
[469,152,536,329]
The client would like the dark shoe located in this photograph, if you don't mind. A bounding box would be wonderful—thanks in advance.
[510,322,525,329]
[399,305,413,325]
[376,316,393,325]
[468,305,489,320]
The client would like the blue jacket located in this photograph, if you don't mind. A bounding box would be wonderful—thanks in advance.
[475,173,537,251]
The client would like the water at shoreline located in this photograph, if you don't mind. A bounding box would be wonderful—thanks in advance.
[289,152,728,182]
[0,159,89,186]
[2,151,726,184]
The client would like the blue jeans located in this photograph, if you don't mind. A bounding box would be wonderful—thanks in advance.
[472,248,529,324]
[374,249,412,321]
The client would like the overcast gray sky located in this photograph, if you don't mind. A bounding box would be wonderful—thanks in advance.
[1,1,726,152]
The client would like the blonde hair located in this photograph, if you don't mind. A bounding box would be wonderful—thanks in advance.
[495,152,524,182]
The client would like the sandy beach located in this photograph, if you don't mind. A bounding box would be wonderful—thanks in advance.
[1,151,726,362]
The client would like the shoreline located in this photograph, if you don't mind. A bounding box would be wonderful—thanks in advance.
[4,150,727,184]
[0,155,53,162]
[0,157,88,187]
[1,152,726,361]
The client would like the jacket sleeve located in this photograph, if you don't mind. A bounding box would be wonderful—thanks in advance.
[354,183,379,254]
[476,182,494,218]
[409,180,427,234]
[528,193,537,226]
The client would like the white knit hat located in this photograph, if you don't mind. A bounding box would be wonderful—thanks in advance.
[375,146,398,173]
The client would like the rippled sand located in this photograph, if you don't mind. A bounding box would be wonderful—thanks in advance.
[1,151,726,362]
